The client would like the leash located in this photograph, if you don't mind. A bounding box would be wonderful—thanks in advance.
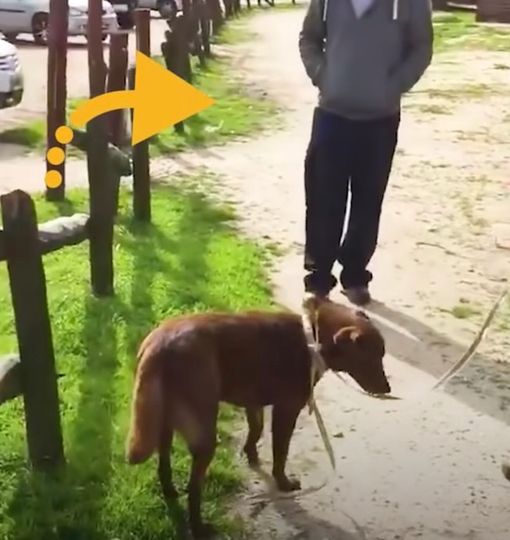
[330,288,509,401]
[246,289,508,505]
[302,311,336,471]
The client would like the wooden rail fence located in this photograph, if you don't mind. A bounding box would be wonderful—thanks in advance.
[0,0,274,472]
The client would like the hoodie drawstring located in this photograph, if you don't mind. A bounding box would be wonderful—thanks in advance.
[322,0,329,23]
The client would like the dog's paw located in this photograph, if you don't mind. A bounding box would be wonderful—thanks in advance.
[274,475,301,492]
[191,521,217,539]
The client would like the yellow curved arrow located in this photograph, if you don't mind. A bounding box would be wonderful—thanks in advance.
[70,51,214,145]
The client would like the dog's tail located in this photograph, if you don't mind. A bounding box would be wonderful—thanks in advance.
[125,335,163,465]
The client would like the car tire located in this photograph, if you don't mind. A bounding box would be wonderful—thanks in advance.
[32,13,49,45]
[117,12,134,30]
[158,0,175,18]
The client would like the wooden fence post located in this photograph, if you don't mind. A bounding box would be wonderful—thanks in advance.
[431,0,449,10]
[87,0,114,296]
[207,0,224,33]
[133,9,151,223]
[200,8,211,59]
[107,33,129,148]
[46,0,69,202]
[0,191,64,470]
[224,0,234,18]
[161,12,192,134]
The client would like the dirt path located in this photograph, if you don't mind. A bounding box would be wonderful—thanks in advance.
[153,7,510,540]
[1,6,509,539]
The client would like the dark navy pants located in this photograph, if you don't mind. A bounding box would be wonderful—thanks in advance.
[304,107,400,294]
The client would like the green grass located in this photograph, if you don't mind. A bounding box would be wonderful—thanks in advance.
[0,121,45,150]
[150,58,278,156]
[212,9,256,45]
[496,297,510,334]
[211,0,304,44]
[450,298,481,320]
[0,55,277,157]
[434,11,510,52]
[0,180,274,540]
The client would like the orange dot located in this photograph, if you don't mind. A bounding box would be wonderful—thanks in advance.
[55,125,74,145]
[47,146,65,166]
[45,171,62,189]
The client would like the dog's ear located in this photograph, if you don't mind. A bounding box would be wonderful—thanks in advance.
[333,326,361,346]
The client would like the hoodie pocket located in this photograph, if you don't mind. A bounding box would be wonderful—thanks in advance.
[384,74,403,109]
[321,70,400,116]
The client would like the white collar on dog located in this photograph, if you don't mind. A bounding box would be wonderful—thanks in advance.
[301,313,328,384]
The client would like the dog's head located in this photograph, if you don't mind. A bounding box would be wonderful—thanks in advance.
[307,299,391,395]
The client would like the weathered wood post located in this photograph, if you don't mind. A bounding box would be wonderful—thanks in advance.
[132,8,151,223]
[198,0,211,59]
[207,0,224,32]
[46,0,69,202]
[71,129,131,219]
[87,0,114,296]
[190,0,206,67]
[0,191,65,470]
[224,0,234,18]
[431,0,449,10]
[105,32,129,216]
[107,33,129,148]
[161,12,192,134]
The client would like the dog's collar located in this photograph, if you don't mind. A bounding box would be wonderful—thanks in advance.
[301,313,328,386]
[301,311,337,470]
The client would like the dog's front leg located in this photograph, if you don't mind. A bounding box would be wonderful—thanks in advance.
[271,404,301,492]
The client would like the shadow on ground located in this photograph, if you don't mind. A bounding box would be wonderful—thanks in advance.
[3,185,250,539]
[368,299,510,426]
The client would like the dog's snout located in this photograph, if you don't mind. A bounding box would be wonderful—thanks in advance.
[372,374,391,395]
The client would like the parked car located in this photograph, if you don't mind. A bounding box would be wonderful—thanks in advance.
[0,0,118,45]
[109,0,137,29]
[0,38,23,109]
[137,0,181,18]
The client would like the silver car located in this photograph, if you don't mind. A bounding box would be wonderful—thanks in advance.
[0,37,23,109]
[0,0,118,45]
[137,0,182,18]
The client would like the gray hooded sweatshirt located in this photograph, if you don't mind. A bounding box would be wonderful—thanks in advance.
[299,0,434,120]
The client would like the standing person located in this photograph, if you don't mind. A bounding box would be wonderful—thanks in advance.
[299,0,433,306]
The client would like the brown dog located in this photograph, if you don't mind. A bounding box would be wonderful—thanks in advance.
[125,297,391,538]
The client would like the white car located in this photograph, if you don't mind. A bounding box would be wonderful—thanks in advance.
[137,0,182,17]
[0,0,118,45]
[0,38,23,109]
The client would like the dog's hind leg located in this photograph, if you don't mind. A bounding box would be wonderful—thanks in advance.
[181,404,219,539]
[243,407,264,468]
[271,404,302,492]
[158,425,178,499]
